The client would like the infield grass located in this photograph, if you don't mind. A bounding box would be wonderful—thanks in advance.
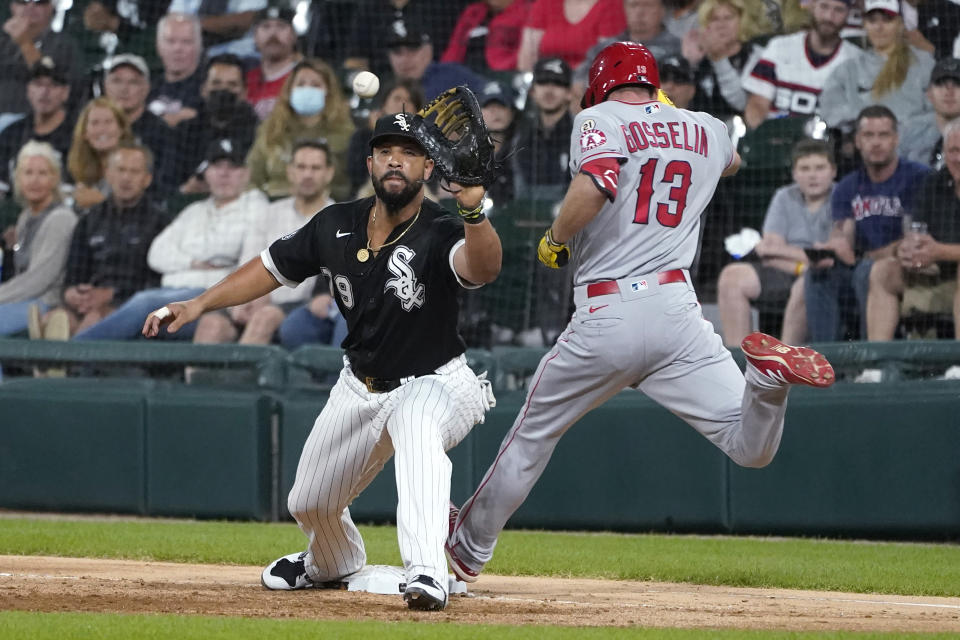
[0,611,956,640]
[1,516,959,596]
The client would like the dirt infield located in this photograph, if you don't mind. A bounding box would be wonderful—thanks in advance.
[2,556,960,632]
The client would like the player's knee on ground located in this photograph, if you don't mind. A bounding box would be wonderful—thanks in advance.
[193,312,238,343]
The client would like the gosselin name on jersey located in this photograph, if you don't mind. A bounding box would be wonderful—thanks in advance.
[619,120,709,157]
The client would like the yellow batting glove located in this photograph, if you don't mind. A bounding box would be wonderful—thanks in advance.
[537,228,570,269]
[657,89,675,107]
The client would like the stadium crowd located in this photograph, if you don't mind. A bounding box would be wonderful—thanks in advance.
[0,0,959,361]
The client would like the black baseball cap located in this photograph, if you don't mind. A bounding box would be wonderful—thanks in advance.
[479,81,511,107]
[205,138,245,165]
[256,2,295,24]
[660,56,695,84]
[29,56,68,85]
[533,57,571,87]
[930,57,960,85]
[369,112,422,151]
[386,20,431,48]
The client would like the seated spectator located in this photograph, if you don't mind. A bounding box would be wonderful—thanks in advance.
[103,54,176,195]
[247,58,355,201]
[511,58,573,201]
[147,13,204,129]
[67,97,135,210]
[385,19,489,102]
[574,0,682,96]
[516,0,625,71]
[687,0,765,121]
[343,0,465,79]
[67,0,166,73]
[53,144,165,335]
[246,4,301,121]
[903,0,960,60]
[866,119,960,340]
[0,57,74,195]
[659,56,699,109]
[717,139,836,347]
[73,138,267,341]
[819,0,934,133]
[741,0,860,129]
[167,0,266,58]
[899,57,960,169]
[479,80,518,205]
[174,53,260,192]
[442,0,534,74]
[665,0,702,40]
[0,141,77,336]
[805,105,930,341]
[346,78,425,199]
[193,139,339,346]
[0,0,82,128]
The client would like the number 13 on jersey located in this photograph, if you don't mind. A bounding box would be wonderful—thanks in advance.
[633,158,692,228]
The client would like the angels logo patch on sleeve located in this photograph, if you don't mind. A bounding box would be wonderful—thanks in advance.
[580,129,607,152]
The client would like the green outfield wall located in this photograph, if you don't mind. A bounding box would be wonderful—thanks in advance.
[0,340,958,539]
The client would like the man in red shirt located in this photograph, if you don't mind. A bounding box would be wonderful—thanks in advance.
[441,0,533,73]
[245,5,301,121]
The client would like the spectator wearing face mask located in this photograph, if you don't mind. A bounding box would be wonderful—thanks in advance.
[246,58,355,201]
[173,53,260,193]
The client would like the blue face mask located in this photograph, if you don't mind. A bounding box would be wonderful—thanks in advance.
[290,86,326,116]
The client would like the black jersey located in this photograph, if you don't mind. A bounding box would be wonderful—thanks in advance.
[262,196,472,379]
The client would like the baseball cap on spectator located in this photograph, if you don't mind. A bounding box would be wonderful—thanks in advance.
[533,58,571,87]
[256,2,296,25]
[660,56,695,84]
[29,56,68,85]
[106,53,150,82]
[205,138,246,165]
[386,20,432,48]
[369,112,422,150]
[864,0,899,15]
[479,81,512,107]
[929,57,960,85]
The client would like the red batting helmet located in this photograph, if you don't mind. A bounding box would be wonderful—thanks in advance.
[581,41,660,108]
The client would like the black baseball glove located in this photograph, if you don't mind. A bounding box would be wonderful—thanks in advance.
[410,86,501,188]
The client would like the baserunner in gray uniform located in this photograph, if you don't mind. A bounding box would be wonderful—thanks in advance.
[445,41,836,583]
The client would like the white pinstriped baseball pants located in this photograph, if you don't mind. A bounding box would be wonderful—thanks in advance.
[287,354,487,588]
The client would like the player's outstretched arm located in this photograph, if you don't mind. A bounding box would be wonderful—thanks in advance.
[142,257,281,337]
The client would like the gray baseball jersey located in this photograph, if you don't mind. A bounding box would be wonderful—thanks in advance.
[568,100,734,283]
[448,97,800,578]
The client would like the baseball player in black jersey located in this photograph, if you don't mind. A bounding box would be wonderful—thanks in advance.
[143,113,503,611]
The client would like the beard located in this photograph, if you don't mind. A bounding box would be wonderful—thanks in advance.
[371,170,421,213]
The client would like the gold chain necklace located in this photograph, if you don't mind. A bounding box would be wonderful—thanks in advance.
[356,204,421,263]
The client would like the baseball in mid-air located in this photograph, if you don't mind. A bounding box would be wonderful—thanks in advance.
[353,71,380,98]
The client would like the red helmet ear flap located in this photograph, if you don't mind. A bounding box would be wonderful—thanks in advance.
[581,41,660,108]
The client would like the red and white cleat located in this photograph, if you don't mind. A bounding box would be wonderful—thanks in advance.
[741,332,835,388]
[444,540,480,583]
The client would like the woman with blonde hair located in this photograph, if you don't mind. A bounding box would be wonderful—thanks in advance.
[819,0,934,131]
[687,0,766,119]
[67,97,134,209]
[0,141,77,336]
[247,58,355,201]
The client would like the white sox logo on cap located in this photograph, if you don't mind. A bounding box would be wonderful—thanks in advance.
[394,113,411,131]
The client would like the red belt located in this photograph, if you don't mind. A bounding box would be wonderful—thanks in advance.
[586,269,687,298]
